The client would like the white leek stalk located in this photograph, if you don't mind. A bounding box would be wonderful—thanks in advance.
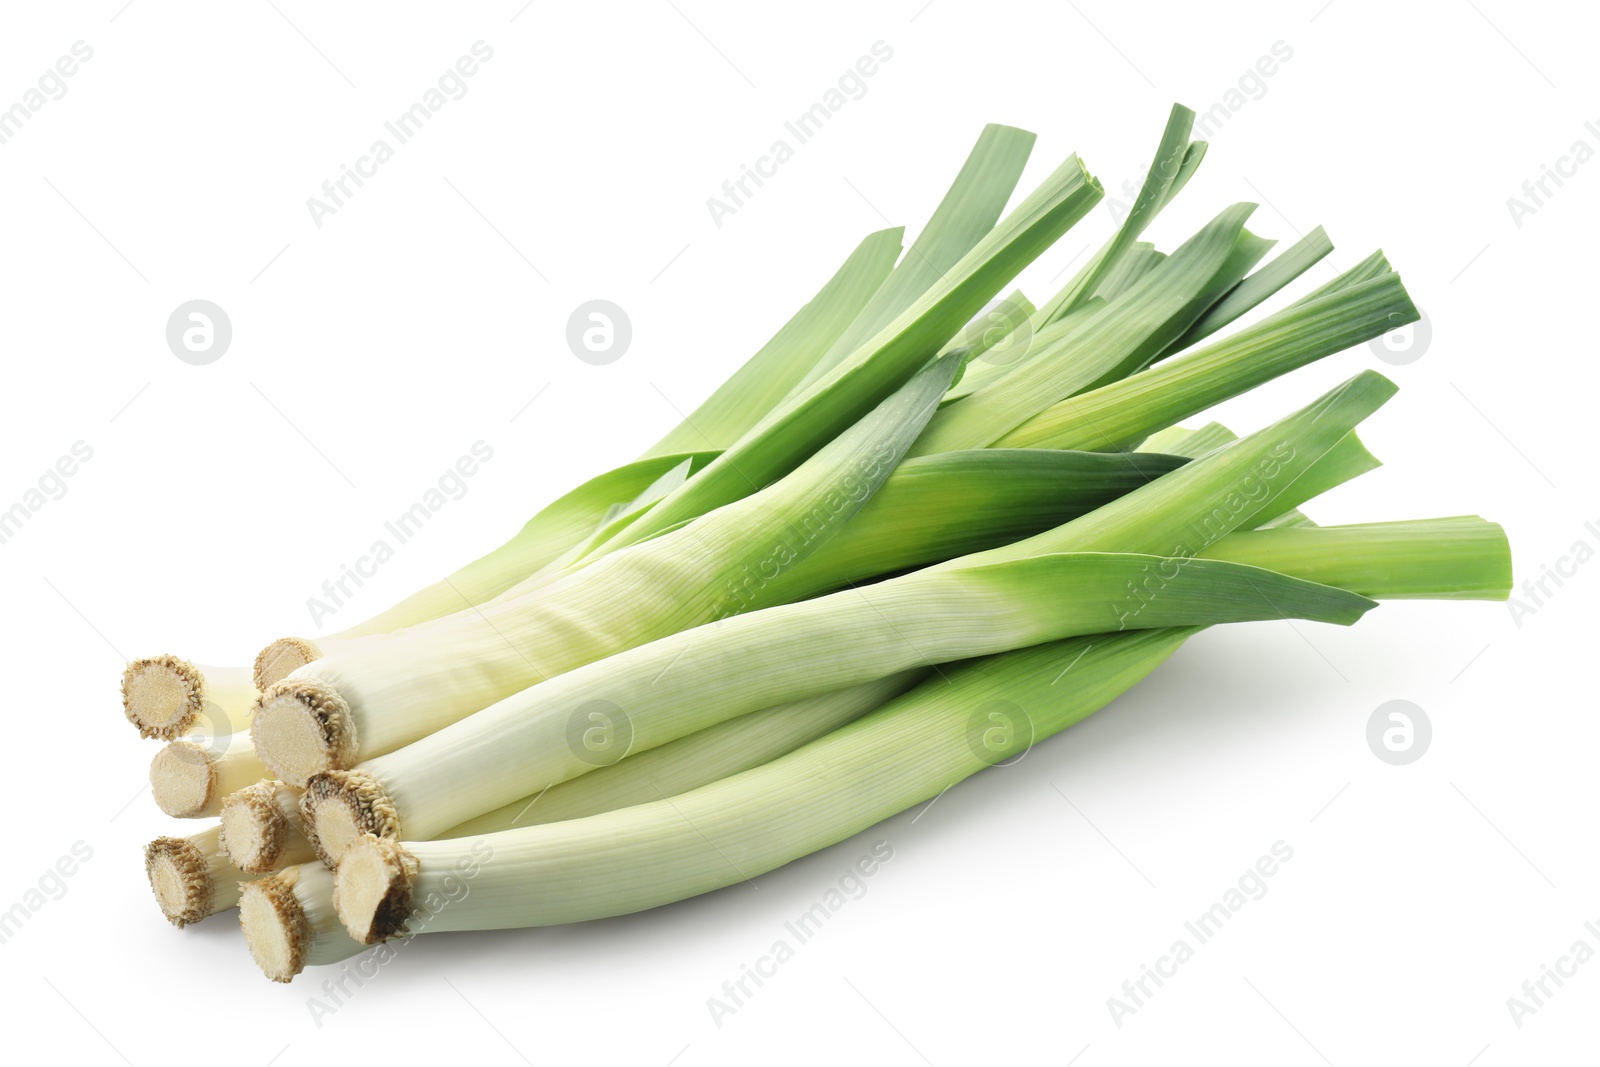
[256,674,923,979]
[334,628,1197,942]
[303,673,924,865]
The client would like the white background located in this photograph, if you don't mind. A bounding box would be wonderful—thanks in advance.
[0,1,1593,1064]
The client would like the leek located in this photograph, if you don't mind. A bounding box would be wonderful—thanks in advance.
[300,373,1399,857]
[337,503,1509,944]
[104,106,1513,992]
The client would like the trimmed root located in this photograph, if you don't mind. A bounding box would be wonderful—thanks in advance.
[144,836,216,927]
[122,656,207,741]
[146,827,246,926]
[333,834,418,944]
[301,770,400,868]
[149,741,216,818]
[239,868,312,982]
[250,678,357,788]
[253,637,321,691]
[220,780,298,874]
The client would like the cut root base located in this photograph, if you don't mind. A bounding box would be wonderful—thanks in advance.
[122,656,206,740]
[250,679,355,788]
[144,837,212,927]
[301,770,399,867]
[239,873,308,982]
[149,742,215,818]
[334,836,416,944]
[253,637,321,691]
